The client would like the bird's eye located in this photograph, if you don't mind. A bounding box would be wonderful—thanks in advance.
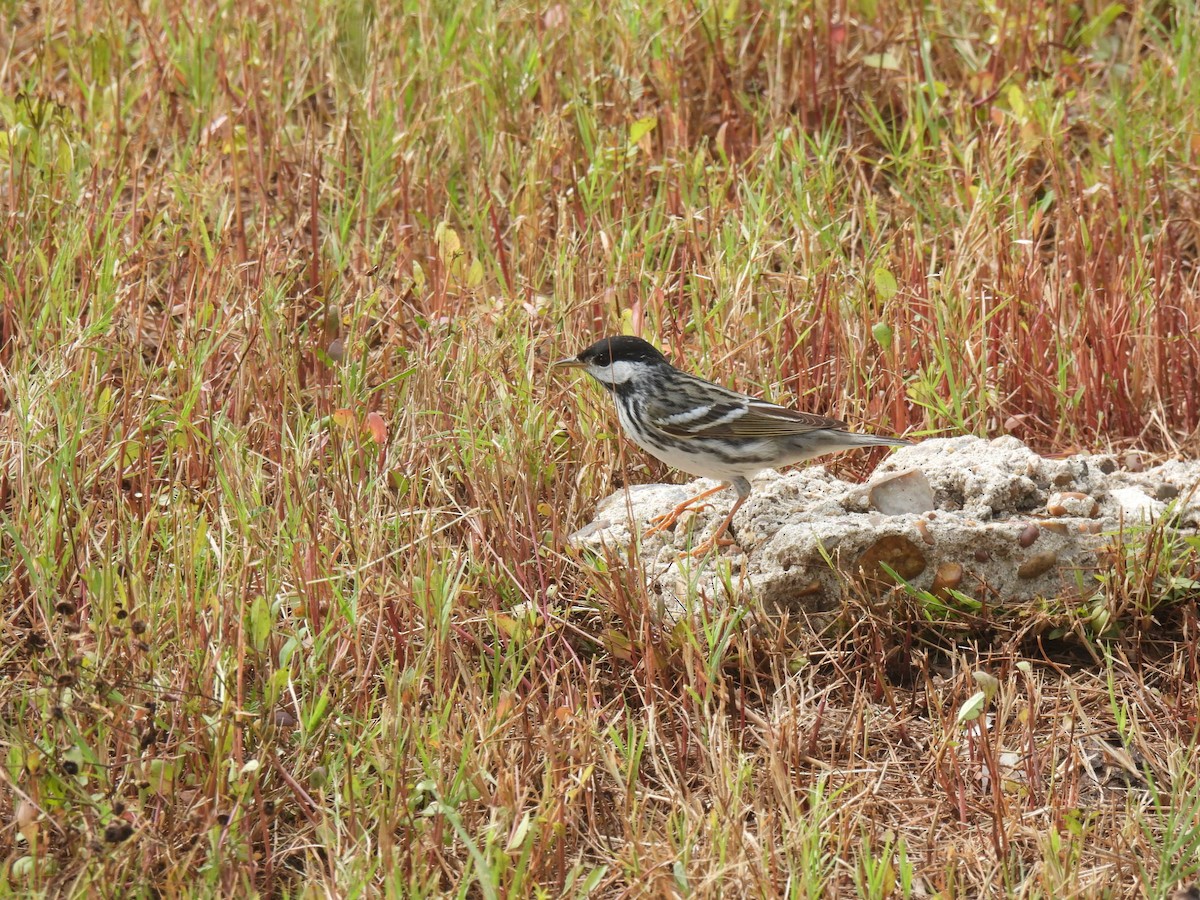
[593,352,611,367]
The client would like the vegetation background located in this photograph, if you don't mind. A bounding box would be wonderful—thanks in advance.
[2,0,1200,895]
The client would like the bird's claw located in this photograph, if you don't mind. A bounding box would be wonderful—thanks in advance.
[681,532,738,558]
[643,502,712,537]
[641,483,731,539]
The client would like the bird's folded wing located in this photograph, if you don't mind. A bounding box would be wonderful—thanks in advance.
[648,391,847,439]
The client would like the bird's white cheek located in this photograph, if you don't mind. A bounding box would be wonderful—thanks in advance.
[589,360,641,385]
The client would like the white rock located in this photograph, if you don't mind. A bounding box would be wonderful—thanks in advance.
[1108,487,1164,522]
[567,438,1200,618]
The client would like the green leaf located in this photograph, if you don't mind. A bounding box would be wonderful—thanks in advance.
[873,267,898,300]
[871,321,894,351]
[956,690,987,725]
[305,690,330,731]
[1077,3,1125,47]
[673,860,689,891]
[148,757,180,793]
[434,222,461,259]
[628,115,657,147]
[619,308,635,335]
[581,865,608,893]
[505,811,532,851]
[972,670,999,703]
[862,50,902,70]
[249,595,271,651]
[1007,84,1027,120]
[121,440,142,469]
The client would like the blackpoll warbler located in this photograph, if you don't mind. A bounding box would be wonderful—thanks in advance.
[553,335,912,555]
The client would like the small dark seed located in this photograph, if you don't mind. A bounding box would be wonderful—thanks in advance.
[271,709,298,728]
[62,760,79,776]
[55,600,77,616]
[1018,523,1040,548]
[104,821,134,843]
[131,620,147,635]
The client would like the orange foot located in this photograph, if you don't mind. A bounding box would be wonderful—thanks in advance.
[681,495,748,558]
[642,482,730,538]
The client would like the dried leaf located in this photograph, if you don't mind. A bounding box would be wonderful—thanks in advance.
[365,411,388,444]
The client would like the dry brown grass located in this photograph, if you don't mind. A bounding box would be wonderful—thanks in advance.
[2,0,1200,895]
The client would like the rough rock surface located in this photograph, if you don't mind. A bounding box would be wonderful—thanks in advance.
[569,436,1200,619]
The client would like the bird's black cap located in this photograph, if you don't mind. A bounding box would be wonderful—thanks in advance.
[574,335,669,367]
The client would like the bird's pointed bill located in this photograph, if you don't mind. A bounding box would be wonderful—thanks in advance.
[550,356,586,369]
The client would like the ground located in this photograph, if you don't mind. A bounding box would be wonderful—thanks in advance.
[2,0,1200,896]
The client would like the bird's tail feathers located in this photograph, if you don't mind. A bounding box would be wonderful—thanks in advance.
[839,431,913,448]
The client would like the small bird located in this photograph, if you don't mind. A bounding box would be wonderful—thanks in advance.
[552,335,912,555]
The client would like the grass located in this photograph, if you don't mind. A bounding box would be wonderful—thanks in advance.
[2,0,1200,894]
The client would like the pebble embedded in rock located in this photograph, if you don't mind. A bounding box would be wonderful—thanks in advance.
[974,548,991,563]
[794,579,823,597]
[855,535,928,590]
[1097,458,1116,474]
[867,469,937,516]
[1155,484,1179,501]
[1046,491,1099,518]
[915,519,935,545]
[1018,523,1040,547]
[1017,551,1058,580]
[931,562,964,597]
[1123,452,1144,473]
[1040,521,1069,535]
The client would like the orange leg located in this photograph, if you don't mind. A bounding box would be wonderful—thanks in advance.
[684,494,747,557]
[642,482,730,538]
